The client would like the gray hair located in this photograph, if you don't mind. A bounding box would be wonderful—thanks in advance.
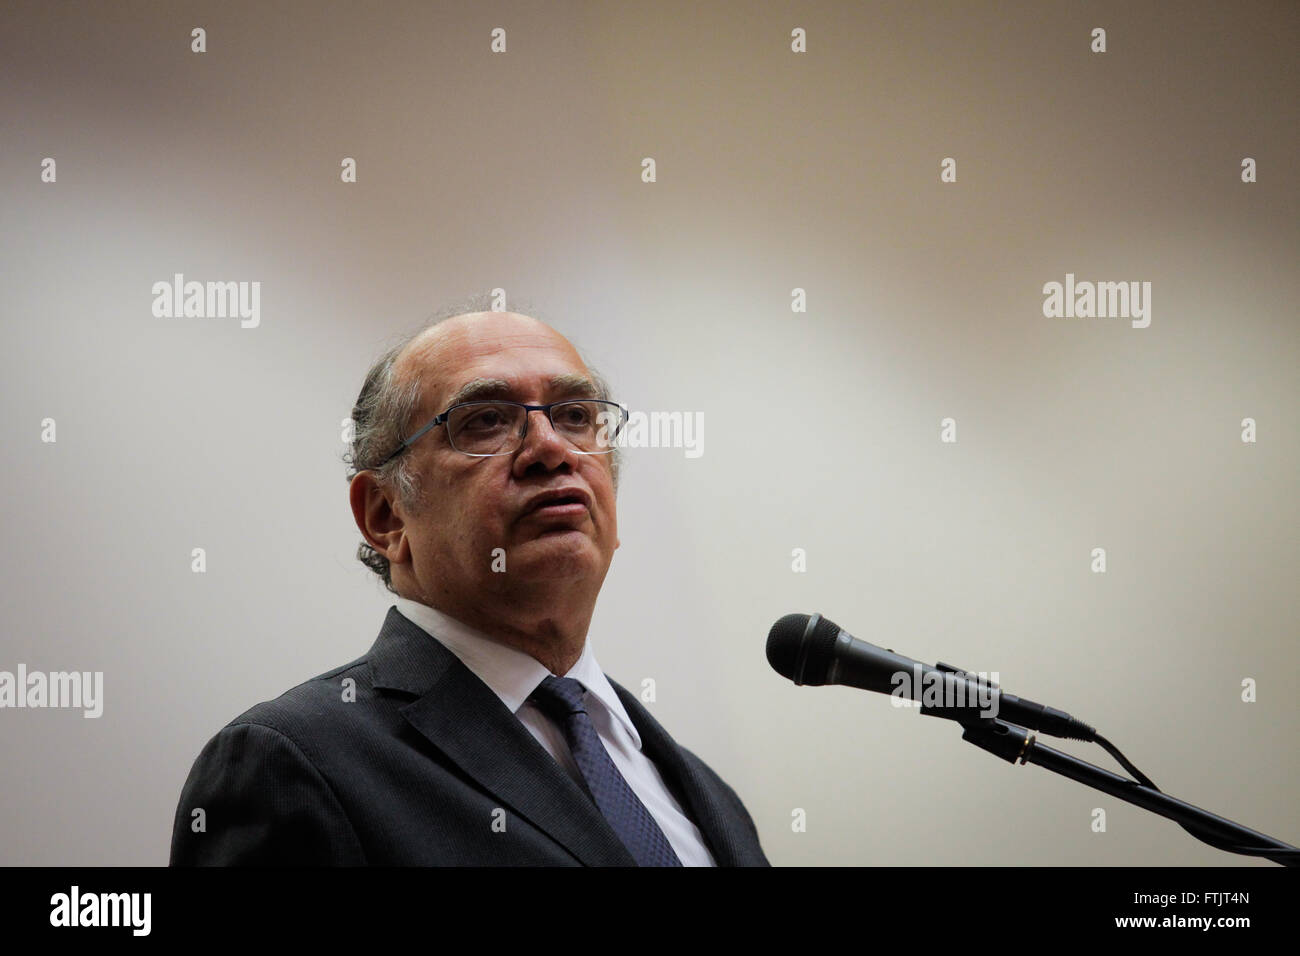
[343,295,621,594]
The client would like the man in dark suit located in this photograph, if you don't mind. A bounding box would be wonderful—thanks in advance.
[170,307,769,866]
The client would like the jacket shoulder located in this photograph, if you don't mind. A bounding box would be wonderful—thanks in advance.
[222,654,375,743]
[169,655,380,866]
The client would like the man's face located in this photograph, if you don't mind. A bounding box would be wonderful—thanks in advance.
[391,312,620,609]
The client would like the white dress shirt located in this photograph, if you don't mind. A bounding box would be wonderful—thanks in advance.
[392,597,716,866]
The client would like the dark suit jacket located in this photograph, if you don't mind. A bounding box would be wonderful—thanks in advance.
[170,607,769,865]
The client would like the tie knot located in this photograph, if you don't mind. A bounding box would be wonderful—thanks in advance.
[531,675,588,719]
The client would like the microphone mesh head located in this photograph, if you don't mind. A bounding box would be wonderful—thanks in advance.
[766,614,811,679]
[767,613,841,685]
[798,615,841,685]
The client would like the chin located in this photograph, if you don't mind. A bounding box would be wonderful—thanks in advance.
[512,532,603,580]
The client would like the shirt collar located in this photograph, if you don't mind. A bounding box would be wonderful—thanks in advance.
[391,597,642,749]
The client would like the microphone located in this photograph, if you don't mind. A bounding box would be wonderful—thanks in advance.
[767,612,1096,742]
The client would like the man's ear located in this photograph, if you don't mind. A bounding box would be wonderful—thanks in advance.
[349,472,410,564]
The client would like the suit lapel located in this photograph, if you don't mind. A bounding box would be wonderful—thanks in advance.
[610,680,751,866]
[367,608,634,866]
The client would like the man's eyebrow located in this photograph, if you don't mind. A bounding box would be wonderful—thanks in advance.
[548,373,600,398]
[445,378,512,407]
[443,374,600,408]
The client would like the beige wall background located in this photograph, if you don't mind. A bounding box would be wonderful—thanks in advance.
[1,0,1296,865]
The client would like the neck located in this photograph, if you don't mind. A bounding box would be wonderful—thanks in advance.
[401,575,596,676]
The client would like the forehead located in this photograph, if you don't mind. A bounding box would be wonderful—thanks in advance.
[398,313,592,412]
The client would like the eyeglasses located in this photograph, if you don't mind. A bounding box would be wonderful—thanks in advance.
[377,399,628,465]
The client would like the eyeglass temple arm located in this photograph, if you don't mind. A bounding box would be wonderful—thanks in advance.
[376,412,448,468]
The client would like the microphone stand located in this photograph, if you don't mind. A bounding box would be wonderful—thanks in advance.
[958,717,1299,867]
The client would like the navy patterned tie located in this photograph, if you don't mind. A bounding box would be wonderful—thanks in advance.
[530,675,683,867]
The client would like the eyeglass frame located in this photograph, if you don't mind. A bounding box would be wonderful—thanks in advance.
[374,398,629,467]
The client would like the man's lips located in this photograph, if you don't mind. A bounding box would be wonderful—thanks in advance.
[528,502,589,520]
[520,487,592,520]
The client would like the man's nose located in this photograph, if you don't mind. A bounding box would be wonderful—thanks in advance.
[516,408,572,470]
